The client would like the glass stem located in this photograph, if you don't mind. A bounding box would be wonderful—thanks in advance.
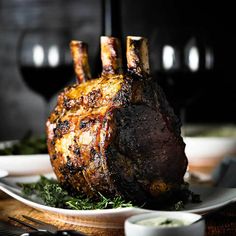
[44,99,51,122]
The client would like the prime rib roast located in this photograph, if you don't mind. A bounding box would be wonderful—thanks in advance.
[46,36,188,206]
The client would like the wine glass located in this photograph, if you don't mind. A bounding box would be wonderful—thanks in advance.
[17,28,74,119]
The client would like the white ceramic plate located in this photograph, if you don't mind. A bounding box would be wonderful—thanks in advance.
[183,137,236,163]
[0,169,8,178]
[0,154,53,176]
[183,136,236,181]
[0,141,53,176]
[182,124,236,168]
[1,174,236,229]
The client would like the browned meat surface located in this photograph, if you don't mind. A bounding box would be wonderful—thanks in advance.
[46,36,188,205]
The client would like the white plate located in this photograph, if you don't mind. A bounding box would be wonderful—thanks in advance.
[183,136,236,179]
[0,141,53,176]
[182,124,236,168]
[183,137,236,162]
[1,174,236,229]
[0,154,53,176]
[0,169,8,178]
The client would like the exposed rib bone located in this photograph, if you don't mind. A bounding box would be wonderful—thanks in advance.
[70,41,91,84]
[126,36,150,77]
[100,36,123,75]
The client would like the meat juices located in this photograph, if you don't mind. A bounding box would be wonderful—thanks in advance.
[46,36,188,205]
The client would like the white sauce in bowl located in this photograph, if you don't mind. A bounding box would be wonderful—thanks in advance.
[136,216,189,227]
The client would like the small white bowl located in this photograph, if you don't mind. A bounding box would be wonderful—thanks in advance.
[125,211,205,236]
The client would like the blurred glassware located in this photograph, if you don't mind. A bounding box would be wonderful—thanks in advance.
[17,28,74,118]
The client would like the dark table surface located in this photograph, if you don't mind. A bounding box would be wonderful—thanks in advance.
[204,202,236,235]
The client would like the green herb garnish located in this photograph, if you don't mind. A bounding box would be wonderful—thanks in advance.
[19,176,200,211]
[0,133,47,155]
[172,201,185,211]
[19,176,133,210]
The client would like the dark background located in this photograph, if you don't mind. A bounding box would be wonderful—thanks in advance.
[0,0,235,140]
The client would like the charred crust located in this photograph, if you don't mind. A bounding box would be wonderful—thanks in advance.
[63,98,75,109]
[73,147,81,156]
[79,118,94,129]
[63,88,103,110]
[66,156,79,174]
[59,120,70,130]
[63,97,83,110]
[102,118,107,128]
[90,147,100,161]
[59,160,84,177]
[127,69,144,80]
[102,65,117,75]
[112,78,132,106]
[90,147,96,156]
[68,145,72,151]
[105,146,147,203]
[52,128,58,138]
[79,120,87,129]
[58,166,69,179]
[54,120,70,137]
[87,89,102,107]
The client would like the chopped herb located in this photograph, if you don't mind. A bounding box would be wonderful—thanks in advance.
[0,133,47,155]
[18,177,200,211]
[19,176,133,210]
[173,201,185,211]
[163,182,201,211]
[160,219,173,225]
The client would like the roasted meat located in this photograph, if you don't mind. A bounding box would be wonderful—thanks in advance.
[46,36,188,205]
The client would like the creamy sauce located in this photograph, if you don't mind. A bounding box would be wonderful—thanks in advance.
[136,216,189,227]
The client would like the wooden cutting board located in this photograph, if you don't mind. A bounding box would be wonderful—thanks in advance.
[0,196,124,236]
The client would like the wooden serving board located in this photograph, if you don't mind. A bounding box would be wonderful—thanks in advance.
[0,195,124,236]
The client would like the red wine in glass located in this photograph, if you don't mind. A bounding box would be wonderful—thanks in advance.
[17,29,74,118]
[19,64,74,102]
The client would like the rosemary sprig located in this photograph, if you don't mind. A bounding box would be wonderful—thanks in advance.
[19,176,200,211]
[19,176,133,210]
